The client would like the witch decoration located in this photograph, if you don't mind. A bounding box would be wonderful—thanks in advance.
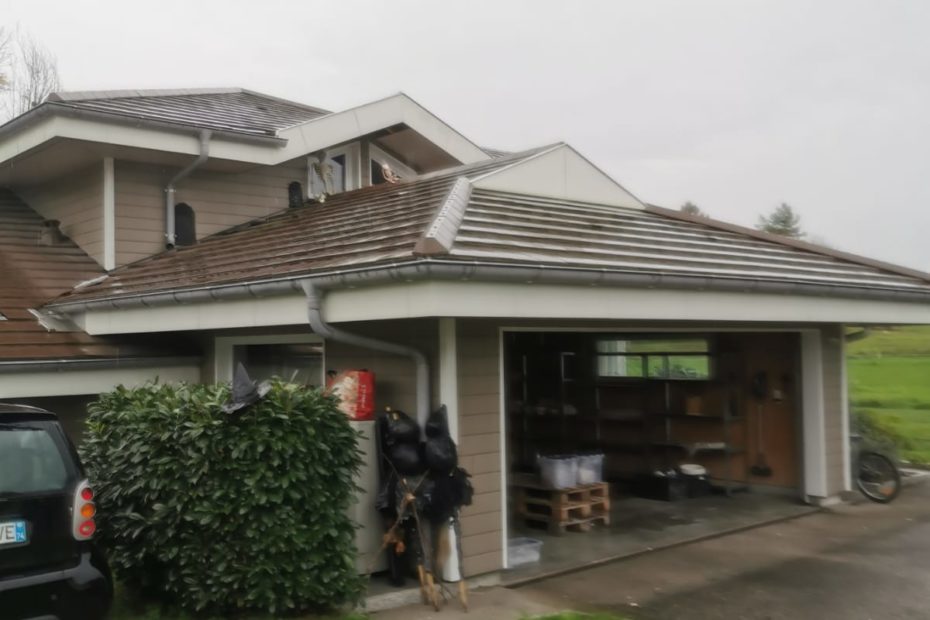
[372,405,473,611]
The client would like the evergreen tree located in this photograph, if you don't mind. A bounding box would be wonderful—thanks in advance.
[680,201,704,217]
[757,203,803,238]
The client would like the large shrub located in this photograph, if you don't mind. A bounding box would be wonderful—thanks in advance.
[82,380,364,615]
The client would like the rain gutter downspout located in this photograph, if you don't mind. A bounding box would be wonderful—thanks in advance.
[165,130,211,247]
[301,280,431,430]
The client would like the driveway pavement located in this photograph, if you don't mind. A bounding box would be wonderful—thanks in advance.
[519,479,930,620]
[373,478,930,620]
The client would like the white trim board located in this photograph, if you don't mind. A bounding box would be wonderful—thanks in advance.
[472,144,644,209]
[78,283,930,335]
[801,330,828,498]
[322,282,930,325]
[0,364,201,399]
[102,157,115,270]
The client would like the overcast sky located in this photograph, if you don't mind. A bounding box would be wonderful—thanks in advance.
[3,0,929,271]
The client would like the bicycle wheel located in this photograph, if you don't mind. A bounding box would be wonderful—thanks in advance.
[856,452,901,503]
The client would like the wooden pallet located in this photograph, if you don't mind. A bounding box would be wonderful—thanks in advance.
[512,473,611,535]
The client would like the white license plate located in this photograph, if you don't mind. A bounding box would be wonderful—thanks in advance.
[0,521,27,546]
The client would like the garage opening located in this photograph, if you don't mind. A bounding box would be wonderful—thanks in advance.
[503,330,814,579]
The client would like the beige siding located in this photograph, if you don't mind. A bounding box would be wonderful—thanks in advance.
[456,319,504,576]
[113,158,305,266]
[324,317,505,576]
[820,324,848,495]
[18,165,104,265]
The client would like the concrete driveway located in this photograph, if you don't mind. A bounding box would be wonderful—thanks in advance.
[518,478,930,620]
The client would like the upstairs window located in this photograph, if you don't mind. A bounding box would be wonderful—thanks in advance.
[174,203,196,246]
[309,144,360,199]
[370,144,415,185]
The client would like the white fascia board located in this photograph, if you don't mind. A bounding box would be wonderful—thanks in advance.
[1,94,491,169]
[82,295,309,335]
[471,144,645,209]
[0,364,201,398]
[321,282,930,324]
[278,93,489,164]
[78,282,930,335]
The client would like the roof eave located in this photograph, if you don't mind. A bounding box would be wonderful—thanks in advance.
[45,258,930,316]
[0,101,289,150]
[647,204,930,285]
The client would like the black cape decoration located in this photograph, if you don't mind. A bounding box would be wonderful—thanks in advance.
[222,363,271,414]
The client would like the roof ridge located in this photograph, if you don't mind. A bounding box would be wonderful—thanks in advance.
[47,87,331,115]
[416,142,565,182]
[47,87,245,102]
[646,204,930,284]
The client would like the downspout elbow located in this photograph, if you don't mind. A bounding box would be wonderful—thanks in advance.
[302,280,431,430]
[165,130,211,247]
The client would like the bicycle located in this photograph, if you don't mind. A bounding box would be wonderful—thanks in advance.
[851,434,901,503]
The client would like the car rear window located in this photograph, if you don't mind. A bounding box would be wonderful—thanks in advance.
[0,427,69,494]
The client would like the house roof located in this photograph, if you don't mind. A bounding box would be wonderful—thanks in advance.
[44,88,330,138]
[49,148,930,309]
[0,190,195,361]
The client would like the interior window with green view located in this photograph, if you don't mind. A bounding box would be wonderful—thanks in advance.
[597,338,712,380]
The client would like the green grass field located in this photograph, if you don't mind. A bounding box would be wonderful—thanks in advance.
[848,327,930,464]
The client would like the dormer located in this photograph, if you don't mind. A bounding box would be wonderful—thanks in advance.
[0,89,490,268]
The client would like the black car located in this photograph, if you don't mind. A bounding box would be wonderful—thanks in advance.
[0,404,112,620]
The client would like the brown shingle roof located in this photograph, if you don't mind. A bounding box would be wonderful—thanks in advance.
[0,190,195,361]
[50,150,930,308]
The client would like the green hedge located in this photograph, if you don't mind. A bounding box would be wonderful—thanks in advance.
[82,380,364,615]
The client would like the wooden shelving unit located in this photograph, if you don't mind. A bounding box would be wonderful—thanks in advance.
[505,333,751,495]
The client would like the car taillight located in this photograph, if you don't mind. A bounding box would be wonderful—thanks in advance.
[73,480,96,541]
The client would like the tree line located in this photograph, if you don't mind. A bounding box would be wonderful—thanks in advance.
[680,201,805,239]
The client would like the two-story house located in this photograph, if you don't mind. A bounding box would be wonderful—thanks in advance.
[2,87,928,579]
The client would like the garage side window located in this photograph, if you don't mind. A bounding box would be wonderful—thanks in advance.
[597,338,712,380]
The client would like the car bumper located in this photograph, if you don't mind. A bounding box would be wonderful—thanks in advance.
[0,550,112,620]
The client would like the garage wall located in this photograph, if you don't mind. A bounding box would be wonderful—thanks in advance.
[821,324,848,495]
[456,319,504,576]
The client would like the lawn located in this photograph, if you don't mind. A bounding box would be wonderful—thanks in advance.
[847,327,930,465]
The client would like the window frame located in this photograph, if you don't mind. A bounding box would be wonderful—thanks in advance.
[595,336,715,382]
[369,143,416,182]
[214,334,325,384]
[307,143,361,197]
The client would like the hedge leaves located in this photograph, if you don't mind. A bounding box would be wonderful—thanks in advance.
[82,380,364,615]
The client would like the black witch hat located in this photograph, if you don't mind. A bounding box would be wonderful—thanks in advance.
[222,363,272,414]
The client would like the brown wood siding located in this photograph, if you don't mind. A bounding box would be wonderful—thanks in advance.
[17,165,104,265]
[821,324,847,495]
[113,158,305,266]
[456,319,503,576]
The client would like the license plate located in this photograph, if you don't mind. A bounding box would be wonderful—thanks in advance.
[0,521,27,546]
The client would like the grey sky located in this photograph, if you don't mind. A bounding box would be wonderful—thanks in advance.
[3,0,929,270]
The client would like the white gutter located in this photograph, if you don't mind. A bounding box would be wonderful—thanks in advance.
[45,259,930,316]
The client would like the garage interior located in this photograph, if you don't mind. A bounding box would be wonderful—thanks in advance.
[504,330,815,579]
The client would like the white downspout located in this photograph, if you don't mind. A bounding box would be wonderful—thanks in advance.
[165,130,211,247]
[301,280,431,430]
